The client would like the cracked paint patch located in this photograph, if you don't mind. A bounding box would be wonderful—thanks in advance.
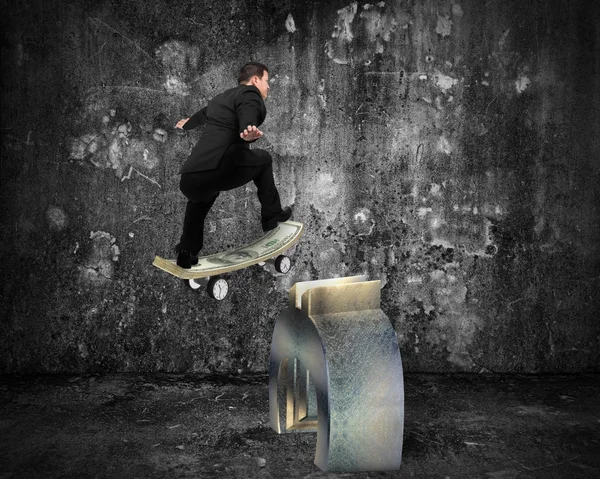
[403,264,481,370]
[326,1,398,65]
[70,134,104,160]
[122,138,160,171]
[46,206,68,231]
[70,121,161,184]
[79,231,120,284]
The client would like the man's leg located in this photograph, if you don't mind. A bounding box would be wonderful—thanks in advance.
[176,172,221,267]
[232,148,290,231]
[176,193,219,255]
[252,160,287,230]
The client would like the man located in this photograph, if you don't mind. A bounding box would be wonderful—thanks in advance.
[174,62,292,268]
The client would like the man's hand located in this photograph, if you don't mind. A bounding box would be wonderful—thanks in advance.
[175,118,189,129]
[240,125,263,142]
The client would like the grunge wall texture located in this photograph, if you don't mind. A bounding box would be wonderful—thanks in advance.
[1,0,598,374]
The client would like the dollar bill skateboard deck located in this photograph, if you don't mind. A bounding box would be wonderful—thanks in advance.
[153,220,304,300]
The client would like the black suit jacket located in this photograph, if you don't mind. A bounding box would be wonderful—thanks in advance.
[179,84,266,173]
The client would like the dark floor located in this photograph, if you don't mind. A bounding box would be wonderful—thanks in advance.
[0,373,599,479]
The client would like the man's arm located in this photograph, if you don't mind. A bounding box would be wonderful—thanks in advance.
[236,88,265,142]
[176,107,208,130]
[240,125,263,141]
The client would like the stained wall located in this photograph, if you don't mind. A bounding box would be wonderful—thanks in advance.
[1,0,598,373]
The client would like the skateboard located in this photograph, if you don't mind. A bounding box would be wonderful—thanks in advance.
[153,220,304,300]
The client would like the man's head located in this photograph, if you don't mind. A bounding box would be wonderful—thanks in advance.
[238,62,269,99]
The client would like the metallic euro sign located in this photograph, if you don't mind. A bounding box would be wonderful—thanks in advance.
[269,276,404,472]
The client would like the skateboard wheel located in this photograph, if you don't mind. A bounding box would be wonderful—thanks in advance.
[274,255,291,274]
[184,278,202,290]
[207,277,229,301]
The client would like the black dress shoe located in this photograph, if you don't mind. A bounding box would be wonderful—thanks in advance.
[176,250,199,269]
[262,206,293,232]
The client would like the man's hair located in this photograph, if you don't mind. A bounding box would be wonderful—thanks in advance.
[238,62,268,84]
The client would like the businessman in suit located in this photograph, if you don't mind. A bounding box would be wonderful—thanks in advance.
[174,62,292,268]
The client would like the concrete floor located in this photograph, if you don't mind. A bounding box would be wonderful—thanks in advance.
[0,374,598,478]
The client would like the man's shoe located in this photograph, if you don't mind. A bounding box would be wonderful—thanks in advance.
[176,250,199,269]
[262,206,293,232]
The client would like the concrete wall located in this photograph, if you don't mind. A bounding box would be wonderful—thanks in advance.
[1,0,598,374]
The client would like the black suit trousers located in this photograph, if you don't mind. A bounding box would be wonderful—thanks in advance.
[176,145,283,255]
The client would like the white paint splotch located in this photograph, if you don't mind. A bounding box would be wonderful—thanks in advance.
[359,2,398,55]
[155,40,200,96]
[452,3,464,17]
[152,128,168,143]
[436,14,453,37]
[515,74,531,93]
[164,75,190,96]
[317,78,327,109]
[303,171,345,222]
[285,13,297,33]
[437,135,453,155]
[498,28,511,50]
[46,206,68,231]
[434,72,459,92]
[352,207,376,236]
[326,2,358,64]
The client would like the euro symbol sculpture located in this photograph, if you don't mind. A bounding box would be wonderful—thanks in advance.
[269,276,404,472]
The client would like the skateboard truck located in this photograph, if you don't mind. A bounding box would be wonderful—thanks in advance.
[259,254,292,274]
[183,276,229,301]
[183,254,291,301]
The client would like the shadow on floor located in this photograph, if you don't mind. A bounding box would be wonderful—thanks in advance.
[1,373,599,478]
